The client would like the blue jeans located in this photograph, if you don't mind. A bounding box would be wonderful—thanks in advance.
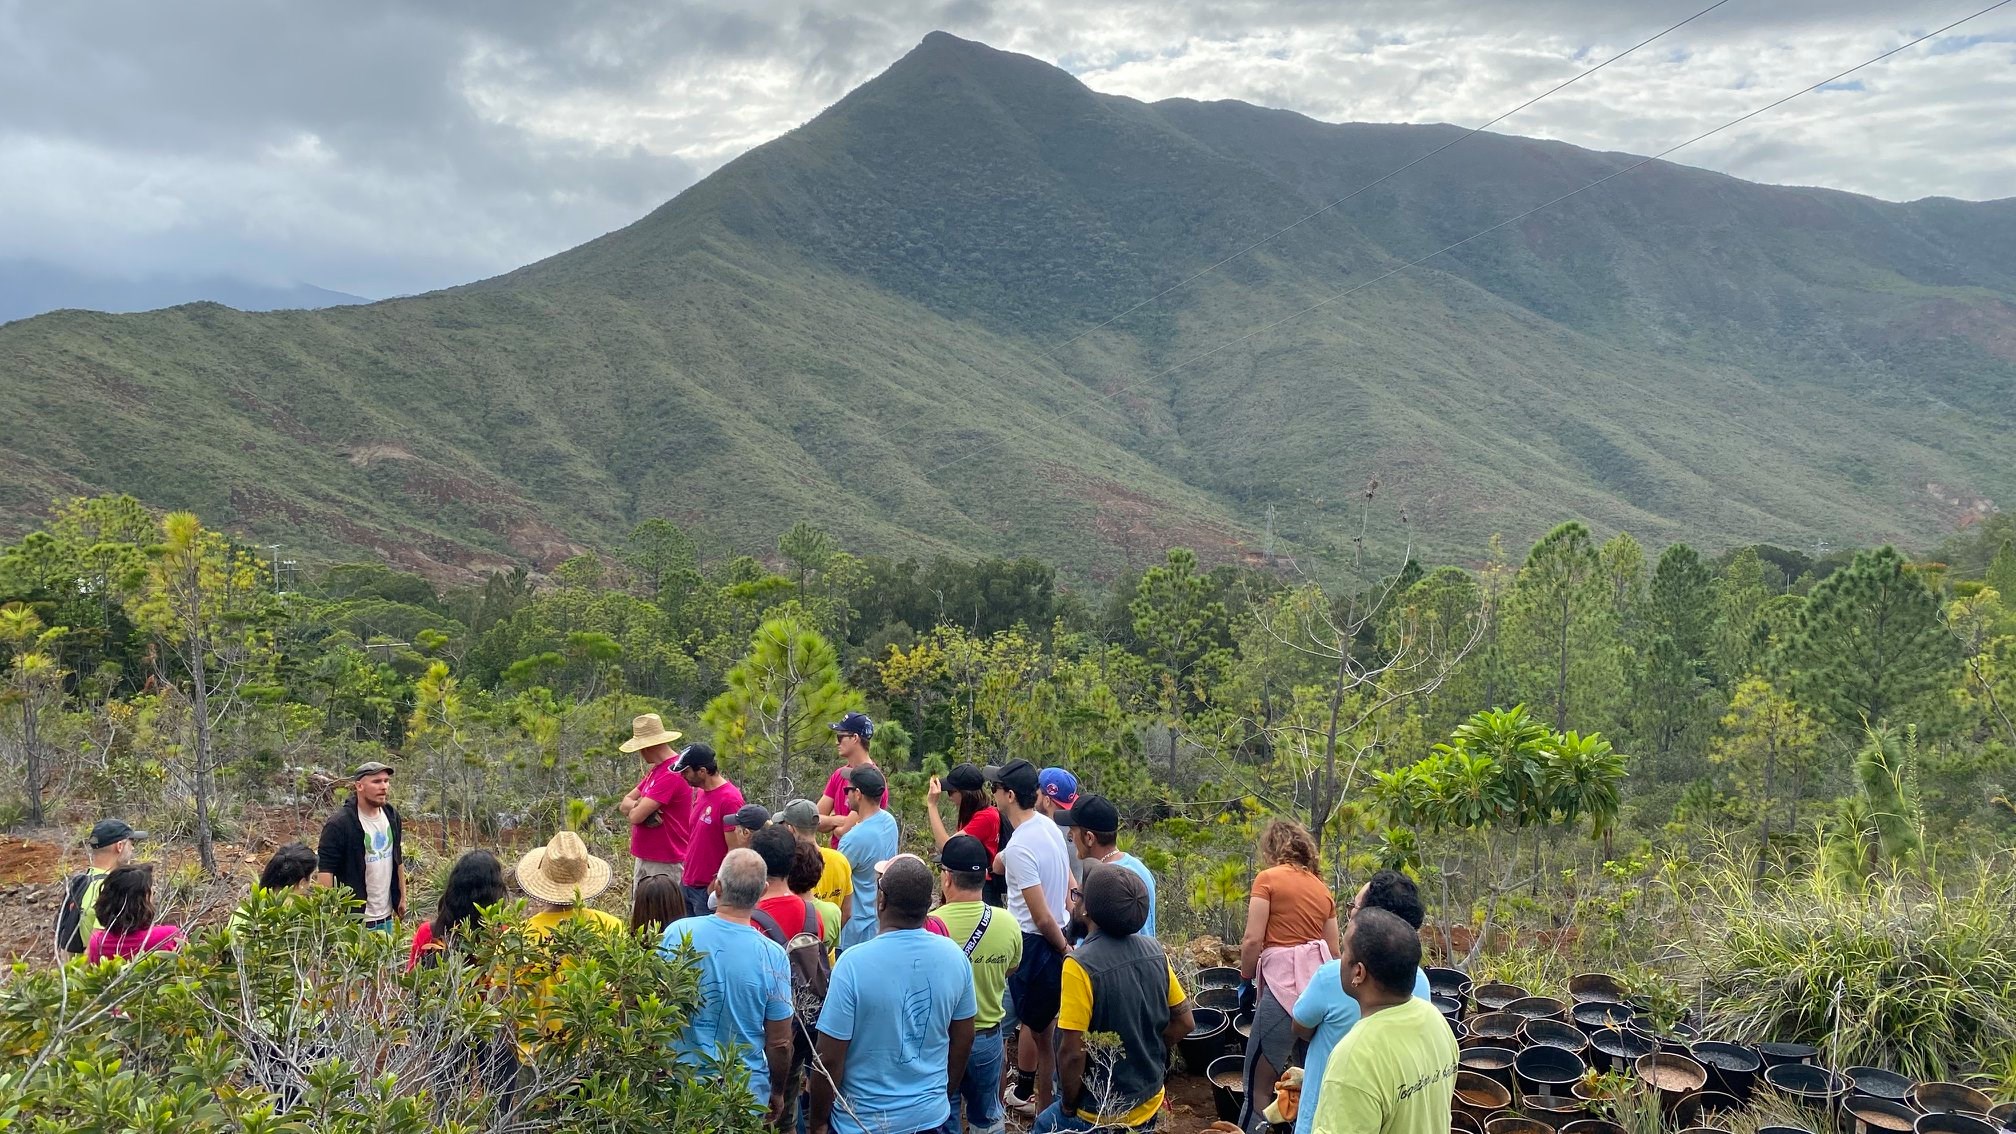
[941,1025,1006,1134]
[1031,1101,1156,1132]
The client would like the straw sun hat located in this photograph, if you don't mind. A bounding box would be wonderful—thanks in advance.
[515,831,613,905]
[618,713,684,753]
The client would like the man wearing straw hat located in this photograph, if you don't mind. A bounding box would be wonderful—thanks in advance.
[515,830,624,936]
[616,713,693,888]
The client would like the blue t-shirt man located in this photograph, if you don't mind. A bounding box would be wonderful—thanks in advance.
[837,807,897,949]
[658,915,793,1100]
[1290,963,1434,1134]
[815,927,979,1134]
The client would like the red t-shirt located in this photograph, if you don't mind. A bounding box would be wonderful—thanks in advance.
[685,779,745,886]
[408,921,437,971]
[757,894,823,941]
[960,805,1003,860]
[823,763,890,847]
[630,757,695,864]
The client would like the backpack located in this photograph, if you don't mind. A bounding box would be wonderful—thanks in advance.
[752,898,833,1041]
[54,870,95,955]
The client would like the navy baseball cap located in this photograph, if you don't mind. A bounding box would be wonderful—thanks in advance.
[671,743,717,772]
[88,819,147,849]
[940,834,990,876]
[829,711,875,739]
[724,803,772,830]
[1055,793,1118,834]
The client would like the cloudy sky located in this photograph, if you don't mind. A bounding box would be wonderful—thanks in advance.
[2,0,2011,299]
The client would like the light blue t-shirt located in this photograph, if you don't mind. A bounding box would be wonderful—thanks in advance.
[1290,962,1435,1134]
[658,915,793,1100]
[815,927,979,1134]
[1112,851,1158,938]
[837,809,898,949]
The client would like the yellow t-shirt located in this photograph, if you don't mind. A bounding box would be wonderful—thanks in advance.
[814,846,853,909]
[525,906,627,937]
[1058,955,1187,1127]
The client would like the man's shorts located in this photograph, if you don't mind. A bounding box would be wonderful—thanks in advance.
[1007,932,1066,1033]
[634,857,682,885]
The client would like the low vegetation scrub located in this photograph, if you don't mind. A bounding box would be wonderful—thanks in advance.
[0,887,766,1133]
[1696,860,2016,1090]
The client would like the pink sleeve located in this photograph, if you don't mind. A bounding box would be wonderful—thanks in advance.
[85,930,106,964]
[148,926,185,953]
[823,767,848,805]
[642,767,688,807]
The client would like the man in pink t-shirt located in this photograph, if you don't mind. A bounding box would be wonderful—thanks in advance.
[616,713,694,886]
[816,711,887,846]
[674,742,744,917]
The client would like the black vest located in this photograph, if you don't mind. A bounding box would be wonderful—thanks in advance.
[1072,931,1172,1119]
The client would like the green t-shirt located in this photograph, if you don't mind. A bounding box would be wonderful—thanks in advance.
[935,900,1023,1029]
[75,868,111,948]
[1313,994,1459,1134]
[810,896,844,952]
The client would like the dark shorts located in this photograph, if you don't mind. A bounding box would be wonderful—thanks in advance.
[1008,932,1066,1033]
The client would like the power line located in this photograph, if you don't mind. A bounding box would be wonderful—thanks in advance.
[1039,0,1737,361]
[926,0,2014,479]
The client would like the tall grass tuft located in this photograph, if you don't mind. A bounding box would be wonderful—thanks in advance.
[1695,858,2016,1088]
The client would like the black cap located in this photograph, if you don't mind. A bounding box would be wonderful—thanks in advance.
[88,819,147,849]
[1082,861,1150,937]
[983,759,1039,796]
[1055,793,1119,834]
[671,743,717,772]
[940,833,990,876]
[944,763,985,792]
[848,764,887,800]
[724,803,772,829]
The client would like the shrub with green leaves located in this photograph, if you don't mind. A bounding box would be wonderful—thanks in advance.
[1698,862,2016,1089]
[0,886,769,1133]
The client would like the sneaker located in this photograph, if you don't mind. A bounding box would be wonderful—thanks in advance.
[1002,1084,1036,1118]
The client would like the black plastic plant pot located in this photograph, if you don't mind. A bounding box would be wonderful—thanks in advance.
[1470,1012,1527,1045]
[1988,1103,2015,1132]
[1573,1001,1634,1035]
[1231,1008,1255,1043]
[1488,1118,1555,1134]
[1636,1052,1710,1111]
[1523,1019,1590,1055]
[1758,1041,1820,1068]
[1196,985,1241,1013]
[1461,1046,1520,1094]
[1916,1114,2000,1134]
[1196,965,1241,990]
[1437,994,1465,1021]
[1844,1068,1915,1104]
[1207,1054,1245,1123]
[1846,1095,1923,1134]
[1676,1128,1733,1134]
[1694,1041,1763,1103]
[1674,1090,1744,1127]
[1456,1069,1514,1125]
[1914,1083,1995,1117]
[1525,1095,1588,1130]
[1180,1007,1228,1074]
[1507,996,1570,1023]
[1561,1121,1626,1134]
[1589,1027,1658,1074]
[1756,1126,1816,1134]
[1569,973,1628,1005]
[1514,1045,1588,1101]
[1474,982,1531,1012]
[1429,966,1474,999]
[1765,1063,1852,1109]
[1453,1111,1487,1134]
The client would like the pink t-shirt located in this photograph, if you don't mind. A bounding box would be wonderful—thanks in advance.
[630,757,695,864]
[684,779,745,886]
[86,925,183,963]
[822,763,890,847]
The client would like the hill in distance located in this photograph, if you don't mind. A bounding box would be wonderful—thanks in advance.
[0,258,366,326]
[2,32,2011,581]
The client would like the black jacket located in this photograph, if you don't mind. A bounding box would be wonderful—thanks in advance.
[317,797,404,915]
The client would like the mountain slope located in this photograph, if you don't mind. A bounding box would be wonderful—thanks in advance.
[0,259,366,325]
[2,32,2010,579]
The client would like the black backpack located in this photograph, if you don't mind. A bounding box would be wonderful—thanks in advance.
[751,898,833,1042]
[54,870,95,955]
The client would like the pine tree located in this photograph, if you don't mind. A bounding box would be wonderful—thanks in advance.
[1502,522,1623,732]
[1713,546,1773,681]
[702,615,862,800]
[1635,544,1721,763]
[1779,547,1958,732]
[1987,539,2016,601]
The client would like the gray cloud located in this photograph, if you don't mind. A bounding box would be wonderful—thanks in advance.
[0,0,2010,298]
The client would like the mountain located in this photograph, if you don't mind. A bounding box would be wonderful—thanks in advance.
[0,259,367,325]
[2,32,2011,580]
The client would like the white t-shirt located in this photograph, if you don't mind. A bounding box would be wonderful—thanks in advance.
[359,807,394,921]
[1000,811,1071,935]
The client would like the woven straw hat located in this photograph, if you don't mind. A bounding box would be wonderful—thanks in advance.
[618,713,683,753]
[515,830,612,905]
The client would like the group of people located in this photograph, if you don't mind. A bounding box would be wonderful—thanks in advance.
[53,705,1463,1134]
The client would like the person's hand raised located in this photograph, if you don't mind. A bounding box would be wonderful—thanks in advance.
[926,776,943,802]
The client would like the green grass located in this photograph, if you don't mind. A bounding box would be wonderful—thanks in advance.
[2,32,2012,580]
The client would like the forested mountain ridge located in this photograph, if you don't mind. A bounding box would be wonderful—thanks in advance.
[2,31,2011,580]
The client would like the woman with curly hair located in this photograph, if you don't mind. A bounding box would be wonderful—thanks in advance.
[86,863,183,962]
[1238,818,1339,1126]
[407,849,506,970]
